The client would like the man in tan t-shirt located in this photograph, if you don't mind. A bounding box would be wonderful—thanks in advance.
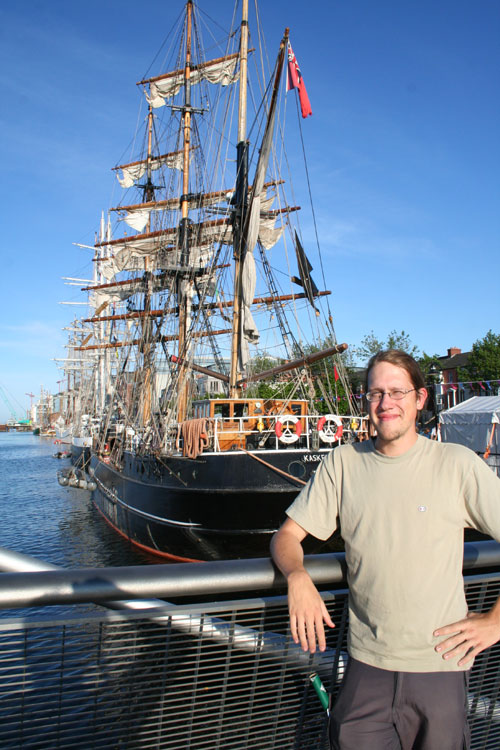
[271,350,500,750]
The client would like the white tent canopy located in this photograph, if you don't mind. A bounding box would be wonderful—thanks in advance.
[439,397,500,473]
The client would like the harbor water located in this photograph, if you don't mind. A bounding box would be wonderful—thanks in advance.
[0,431,156,617]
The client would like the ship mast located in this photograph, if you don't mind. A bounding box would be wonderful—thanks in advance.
[145,107,155,203]
[176,0,194,422]
[140,104,155,426]
[229,0,249,398]
[97,213,110,417]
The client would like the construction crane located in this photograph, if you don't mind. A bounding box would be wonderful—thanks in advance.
[0,384,31,425]
[0,385,21,424]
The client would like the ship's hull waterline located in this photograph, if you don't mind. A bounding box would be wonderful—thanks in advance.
[88,448,332,561]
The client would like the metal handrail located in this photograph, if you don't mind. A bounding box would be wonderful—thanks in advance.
[0,540,498,609]
[0,544,498,749]
[203,413,366,453]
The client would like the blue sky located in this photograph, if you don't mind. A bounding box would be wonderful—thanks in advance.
[0,0,498,422]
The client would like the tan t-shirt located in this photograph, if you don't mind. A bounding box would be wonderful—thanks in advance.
[286,435,500,672]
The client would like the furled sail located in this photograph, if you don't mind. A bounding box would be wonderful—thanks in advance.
[99,253,146,281]
[96,220,231,280]
[190,243,215,268]
[114,151,184,189]
[190,220,233,248]
[90,285,139,309]
[143,54,240,109]
[89,275,173,310]
[256,193,285,250]
[258,215,284,250]
[238,252,260,370]
[120,209,152,233]
[99,231,169,257]
[117,190,232,232]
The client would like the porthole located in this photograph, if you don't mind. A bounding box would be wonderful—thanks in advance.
[288,461,306,479]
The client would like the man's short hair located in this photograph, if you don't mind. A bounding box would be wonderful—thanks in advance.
[365,349,426,393]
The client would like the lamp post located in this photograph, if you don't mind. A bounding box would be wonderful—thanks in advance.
[428,362,441,436]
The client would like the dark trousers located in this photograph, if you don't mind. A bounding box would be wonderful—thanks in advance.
[330,657,470,750]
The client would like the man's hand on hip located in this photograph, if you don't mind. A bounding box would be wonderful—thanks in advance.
[434,605,500,666]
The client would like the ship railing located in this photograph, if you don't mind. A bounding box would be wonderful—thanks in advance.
[210,413,369,453]
[0,541,498,748]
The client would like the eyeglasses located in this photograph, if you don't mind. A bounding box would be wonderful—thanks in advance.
[365,388,417,403]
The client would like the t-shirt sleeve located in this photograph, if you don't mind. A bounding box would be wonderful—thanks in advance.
[285,450,340,540]
[462,452,500,540]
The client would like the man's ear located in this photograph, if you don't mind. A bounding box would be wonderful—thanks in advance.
[417,388,428,410]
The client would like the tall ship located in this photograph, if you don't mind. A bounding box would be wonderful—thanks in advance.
[57,0,365,561]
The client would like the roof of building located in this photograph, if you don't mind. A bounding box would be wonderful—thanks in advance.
[438,351,470,370]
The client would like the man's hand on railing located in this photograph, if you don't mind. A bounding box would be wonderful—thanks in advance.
[271,517,335,653]
[287,568,335,653]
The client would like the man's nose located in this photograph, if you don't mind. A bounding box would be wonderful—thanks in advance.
[378,392,393,405]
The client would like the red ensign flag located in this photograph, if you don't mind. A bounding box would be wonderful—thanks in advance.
[286,41,312,118]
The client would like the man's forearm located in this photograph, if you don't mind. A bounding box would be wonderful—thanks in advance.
[270,527,306,579]
[271,520,335,652]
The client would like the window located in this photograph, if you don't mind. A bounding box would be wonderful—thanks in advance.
[214,403,230,419]
[233,403,249,418]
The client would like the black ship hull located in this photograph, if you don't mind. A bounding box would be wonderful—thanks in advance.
[89,448,332,561]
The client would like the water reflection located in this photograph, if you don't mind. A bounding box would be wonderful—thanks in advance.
[0,432,156,618]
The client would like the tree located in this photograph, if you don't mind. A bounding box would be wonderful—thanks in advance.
[245,350,285,400]
[245,341,358,415]
[248,351,280,375]
[458,330,500,382]
[355,330,419,364]
[417,352,442,424]
[418,352,442,384]
[291,338,355,416]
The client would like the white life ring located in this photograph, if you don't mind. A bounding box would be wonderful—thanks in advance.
[317,414,343,443]
[275,415,303,444]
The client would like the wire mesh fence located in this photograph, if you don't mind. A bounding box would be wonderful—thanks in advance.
[0,573,498,748]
